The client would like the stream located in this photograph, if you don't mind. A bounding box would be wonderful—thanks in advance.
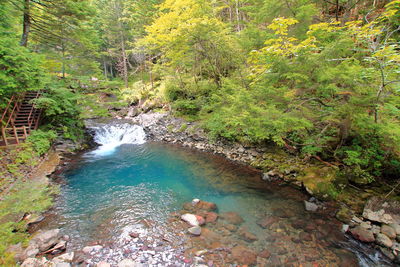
[43,122,391,266]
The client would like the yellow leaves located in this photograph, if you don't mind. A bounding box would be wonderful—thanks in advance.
[267,17,299,36]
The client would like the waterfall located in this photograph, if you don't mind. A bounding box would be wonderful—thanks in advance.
[90,123,146,156]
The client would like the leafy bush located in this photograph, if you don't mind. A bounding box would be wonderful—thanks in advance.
[33,86,84,142]
[26,130,57,156]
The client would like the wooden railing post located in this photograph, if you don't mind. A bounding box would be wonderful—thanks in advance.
[13,126,19,144]
[2,128,8,146]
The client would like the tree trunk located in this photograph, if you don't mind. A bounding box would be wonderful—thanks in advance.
[103,59,108,80]
[116,0,128,88]
[20,0,31,47]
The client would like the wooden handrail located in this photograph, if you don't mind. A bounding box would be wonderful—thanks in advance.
[1,95,15,122]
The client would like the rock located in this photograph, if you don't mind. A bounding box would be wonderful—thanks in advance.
[195,250,208,256]
[221,212,244,225]
[188,226,202,236]
[21,258,41,267]
[181,213,200,226]
[30,229,61,252]
[53,252,74,263]
[118,259,141,267]
[97,262,111,267]
[381,225,397,239]
[55,263,71,267]
[259,249,271,258]
[224,223,238,232]
[342,224,349,233]
[299,232,313,242]
[82,245,103,254]
[304,201,318,212]
[205,212,218,223]
[238,227,258,242]
[231,245,257,266]
[376,233,393,248]
[335,206,353,223]
[359,221,372,229]
[389,223,400,235]
[371,225,381,234]
[22,245,39,259]
[196,201,217,211]
[129,232,139,238]
[257,216,278,229]
[362,197,400,224]
[350,226,375,243]
[196,215,206,226]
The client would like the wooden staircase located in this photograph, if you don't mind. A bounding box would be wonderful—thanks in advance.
[0,91,42,146]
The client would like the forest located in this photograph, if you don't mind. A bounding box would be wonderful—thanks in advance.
[0,0,399,264]
[2,0,399,184]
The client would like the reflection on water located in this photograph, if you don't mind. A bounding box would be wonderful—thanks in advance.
[47,142,390,266]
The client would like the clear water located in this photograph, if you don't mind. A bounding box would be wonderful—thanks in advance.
[47,124,391,266]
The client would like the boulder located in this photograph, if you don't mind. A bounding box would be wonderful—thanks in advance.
[181,214,200,226]
[55,263,71,267]
[30,229,61,252]
[231,245,257,266]
[188,226,202,236]
[381,225,397,239]
[362,197,400,224]
[350,226,375,243]
[376,233,393,248]
[304,201,319,212]
[220,212,244,225]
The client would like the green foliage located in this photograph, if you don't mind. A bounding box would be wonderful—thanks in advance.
[26,130,57,156]
[33,86,84,141]
[0,36,48,101]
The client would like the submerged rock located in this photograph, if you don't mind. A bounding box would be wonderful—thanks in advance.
[220,212,244,225]
[257,216,278,229]
[205,212,218,223]
[188,226,202,236]
[231,245,257,266]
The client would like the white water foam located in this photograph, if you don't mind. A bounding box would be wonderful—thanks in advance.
[90,123,146,156]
